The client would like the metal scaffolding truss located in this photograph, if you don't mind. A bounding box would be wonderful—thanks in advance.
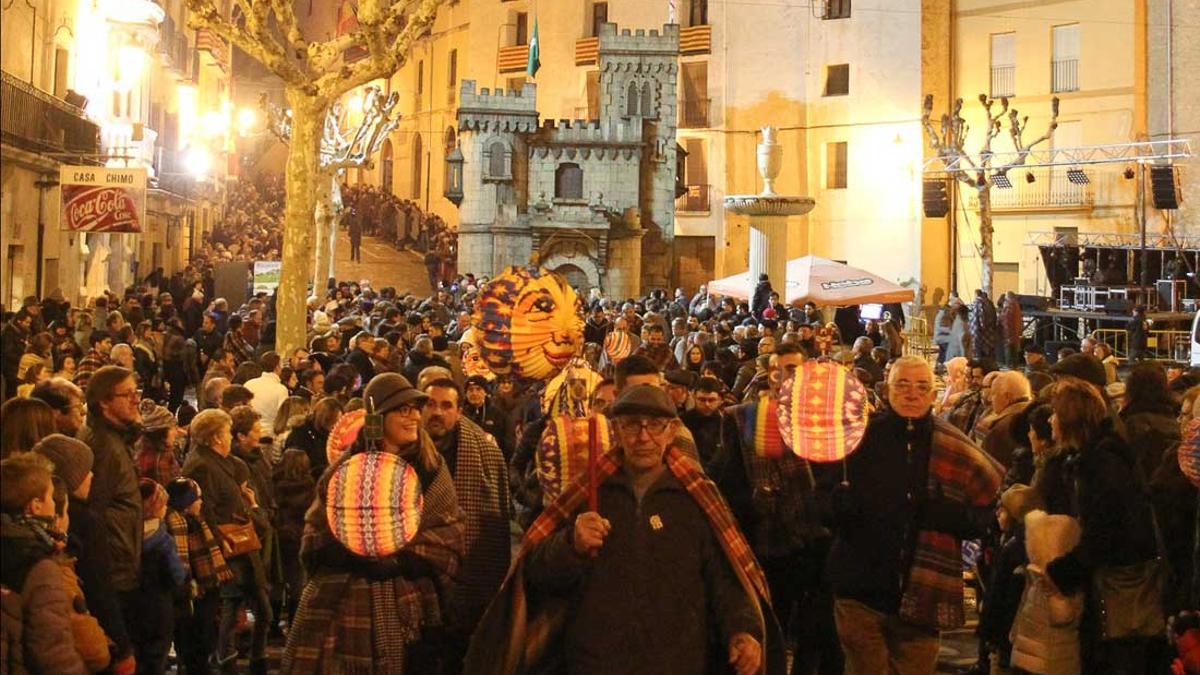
[1025,230,1200,251]
[923,139,1192,176]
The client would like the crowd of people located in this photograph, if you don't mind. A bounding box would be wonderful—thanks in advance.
[340,184,458,289]
[1,260,1198,675]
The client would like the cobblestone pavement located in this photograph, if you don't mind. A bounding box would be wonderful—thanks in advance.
[330,228,432,293]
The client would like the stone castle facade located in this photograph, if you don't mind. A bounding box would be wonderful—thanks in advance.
[453,23,680,300]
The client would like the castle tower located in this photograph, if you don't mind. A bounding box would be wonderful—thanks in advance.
[597,24,680,292]
[455,81,540,278]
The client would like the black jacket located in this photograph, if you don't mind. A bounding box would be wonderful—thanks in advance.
[524,468,761,675]
[285,420,331,480]
[78,413,143,593]
[464,401,513,461]
[583,317,610,346]
[751,280,772,319]
[182,445,252,536]
[680,409,723,472]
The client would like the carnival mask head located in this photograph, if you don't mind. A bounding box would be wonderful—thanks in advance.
[472,267,584,380]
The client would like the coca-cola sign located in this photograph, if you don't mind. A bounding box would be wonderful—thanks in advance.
[59,166,146,233]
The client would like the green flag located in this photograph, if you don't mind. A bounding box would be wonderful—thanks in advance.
[526,18,541,78]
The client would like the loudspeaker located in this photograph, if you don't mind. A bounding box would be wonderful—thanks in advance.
[1104,297,1131,315]
[1151,165,1181,210]
[923,179,949,218]
[1016,294,1051,312]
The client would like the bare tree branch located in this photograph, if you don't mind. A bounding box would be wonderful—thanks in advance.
[185,0,310,88]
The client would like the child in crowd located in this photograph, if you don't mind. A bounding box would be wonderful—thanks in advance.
[0,453,87,674]
[164,477,231,675]
[975,484,1038,673]
[130,479,189,674]
[1010,509,1085,675]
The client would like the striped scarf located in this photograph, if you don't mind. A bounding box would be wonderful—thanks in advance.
[466,446,782,675]
[898,419,1003,629]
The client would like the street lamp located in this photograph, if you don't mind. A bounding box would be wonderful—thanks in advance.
[444,144,464,206]
[236,107,258,136]
[184,145,212,177]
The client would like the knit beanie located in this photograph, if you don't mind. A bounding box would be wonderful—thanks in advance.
[33,434,94,494]
[139,400,175,432]
[139,478,166,518]
[165,477,201,511]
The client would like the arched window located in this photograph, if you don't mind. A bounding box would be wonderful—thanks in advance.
[640,82,654,119]
[555,163,583,200]
[380,139,393,194]
[411,132,423,199]
[626,81,640,117]
[486,140,511,180]
[443,126,456,154]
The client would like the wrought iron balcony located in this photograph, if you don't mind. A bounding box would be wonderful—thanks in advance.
[990,65,1015,98]
[1052,59,1078,93]
[969,167,1093,211]
[679,97,710,129]
[0,69,100,155]
[676,183,711,212]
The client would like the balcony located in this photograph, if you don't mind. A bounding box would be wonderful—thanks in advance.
[679,25,711,55]
[575,37,599,66]
[197,28,229,72]
[1052,58,1078,93]
[498,44,529,73]
[0,69,100,156]
[676,183,711,213]
[679,97,710,129]
[990,65,1015,98]
[969,167,1093,211]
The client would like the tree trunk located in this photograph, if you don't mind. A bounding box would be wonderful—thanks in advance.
[977,185,994,298]
[276,90,327,355]
[313,172,336,291]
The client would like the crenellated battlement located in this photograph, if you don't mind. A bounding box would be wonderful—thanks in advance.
[597,22,680,56]
[536,118,642,145]
[458,80,539,112]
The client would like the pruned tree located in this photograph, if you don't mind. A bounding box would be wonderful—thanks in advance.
[186,0,443,354]
[923,93,1060,297]
[264,86,401,289]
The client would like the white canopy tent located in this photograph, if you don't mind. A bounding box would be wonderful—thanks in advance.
[708,255,915,307]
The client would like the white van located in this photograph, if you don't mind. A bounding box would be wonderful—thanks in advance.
[1192,310,1200,367]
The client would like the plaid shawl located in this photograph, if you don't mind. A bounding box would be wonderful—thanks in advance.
[898,418,1003,630]
[282,442,465,675]
[463,446,786,675]
[165,508,233,592]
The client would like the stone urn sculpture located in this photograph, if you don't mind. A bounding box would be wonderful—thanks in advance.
[757,126,782,196]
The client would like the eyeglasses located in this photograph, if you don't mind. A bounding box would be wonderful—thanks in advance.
[111,390,140,402]
[614,418,672,436]
[394,403,421,416]
[891,381,933,394]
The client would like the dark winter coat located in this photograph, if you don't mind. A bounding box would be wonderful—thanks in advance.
[1119,404,1180,480]
[751,279,773,319]
[78,412,143,593]
[0,515,86,675]
[583,317,610,346]
[523,469,761,675]
[970,294,999,359]
[978,529,1027,662]
[680,408,724,472]
[284,420,331,481]
[65,496,130,657]
[182,445,252,536]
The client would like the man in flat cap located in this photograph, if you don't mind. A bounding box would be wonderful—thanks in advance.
[465,384,784,675]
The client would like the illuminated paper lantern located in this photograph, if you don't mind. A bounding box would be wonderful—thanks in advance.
[327,409,365,467]
[472,267,584,381]
[536,413,612,505]
[603,330,635,365]
[776,360,870,462]
[325,451,423,558]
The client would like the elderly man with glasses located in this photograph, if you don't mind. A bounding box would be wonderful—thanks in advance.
[824,355,1003,674]
[466,384,785,675]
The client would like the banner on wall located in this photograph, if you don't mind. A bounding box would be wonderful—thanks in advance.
[253,261,282,294]
[59,166,147,233]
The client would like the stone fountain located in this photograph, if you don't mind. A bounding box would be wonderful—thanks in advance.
[724,126,816,291]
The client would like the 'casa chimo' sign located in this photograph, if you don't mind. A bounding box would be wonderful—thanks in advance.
[59,166,147,233]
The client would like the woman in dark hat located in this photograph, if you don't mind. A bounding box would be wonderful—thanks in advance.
[282,373,465,674]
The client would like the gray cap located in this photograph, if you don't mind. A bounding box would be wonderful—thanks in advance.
[1050,353,1107,389]
[33,434,94,493]
[363,373,428,416]
[609,384,677,419]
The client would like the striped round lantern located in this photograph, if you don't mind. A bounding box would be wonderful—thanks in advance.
[327,409,366,467]
[776,360,870,462]
[536,413,612,505]
[325,451,424,558]
[1181,418,1200,488]
[603,330,635,365]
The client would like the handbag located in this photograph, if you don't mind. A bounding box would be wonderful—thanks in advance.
[217,519,262,558]
[1090,504,1169,640]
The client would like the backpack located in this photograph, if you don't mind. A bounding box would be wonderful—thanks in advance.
[0,584,27,675]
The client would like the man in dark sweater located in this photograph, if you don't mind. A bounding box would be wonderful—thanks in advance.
[822,355,1001,673]
[680,376,725,472]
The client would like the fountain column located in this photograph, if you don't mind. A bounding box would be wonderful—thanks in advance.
[725,127,815,294]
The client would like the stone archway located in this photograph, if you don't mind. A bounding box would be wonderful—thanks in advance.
[542,253,601,295]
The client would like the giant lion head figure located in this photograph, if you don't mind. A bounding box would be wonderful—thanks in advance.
[471,266,584,381]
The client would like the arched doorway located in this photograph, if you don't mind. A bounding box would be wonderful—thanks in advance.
[411,132,423,201]
[380,139,393,194]
[554,264,589,292]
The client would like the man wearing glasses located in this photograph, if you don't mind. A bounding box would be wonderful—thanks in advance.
[825,355,1002,674]
[473,384,780,675]
[78,365,145,671]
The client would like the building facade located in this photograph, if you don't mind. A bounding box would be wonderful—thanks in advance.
[0,0,232,308]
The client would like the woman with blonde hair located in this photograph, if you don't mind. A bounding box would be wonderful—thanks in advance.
[270,396,310,464]
[283,396,342,480]
[937,356,969,413]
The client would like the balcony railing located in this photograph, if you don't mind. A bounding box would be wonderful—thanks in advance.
[969,167,1093,211]
[1052,58,1078,93]
[679,97,710,128]
[0,69,100,155]
[676,184,711,212]
[990,65,1015,98]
